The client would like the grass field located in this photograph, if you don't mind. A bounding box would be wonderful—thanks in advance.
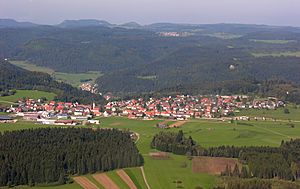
[252,51,300,57]
[53,71,102,87]
[2,116,300,189]
[124,168,148,189]
[0,90,56,104]
[249,39,297,44]
[236,105,300,121]
[10,61,102,87]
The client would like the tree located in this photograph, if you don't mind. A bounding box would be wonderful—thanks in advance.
[284,108,290,114]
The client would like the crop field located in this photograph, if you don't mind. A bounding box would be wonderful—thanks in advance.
[1,115,300,189]
[10,61,102,87]
[0,90,56,104]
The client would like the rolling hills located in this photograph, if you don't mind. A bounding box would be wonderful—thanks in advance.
[1,19,300,97]
[0,60,103,104]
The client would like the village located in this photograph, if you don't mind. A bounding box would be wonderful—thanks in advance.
[1,95,285,125]
[104,95,285,120]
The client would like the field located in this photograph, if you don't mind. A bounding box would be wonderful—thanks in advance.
[10,61,102,87]
[235,105,300,121]
[252,51,300,57]
[249,39,297,44]
[192,156,240,174]
[136,75,157,80]
[204,32,243,39]
[0,90,56,105]
[2,115,300,188]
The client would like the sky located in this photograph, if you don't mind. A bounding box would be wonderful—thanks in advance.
[0,0,300,27]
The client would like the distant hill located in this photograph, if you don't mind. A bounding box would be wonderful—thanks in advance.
[57,19,113,28]
[0,19,37,28]
[0,60,103,104]
[120,22,142,29]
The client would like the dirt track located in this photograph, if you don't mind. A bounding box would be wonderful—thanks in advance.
[93,173,120,189]
[140,166,151,189]
[74,176,99,189]
[116,170,137,189]
[169,121,187,128]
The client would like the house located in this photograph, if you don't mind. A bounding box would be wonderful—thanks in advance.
[57,114,69,119]
[37,119,56,125]
[70,116,89,121]
[88,120,100,125]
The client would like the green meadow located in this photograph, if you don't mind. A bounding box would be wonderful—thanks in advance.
[0,90,56,105]
[236,106,300,121]
[1,115,300,189]
[10,61,102,87]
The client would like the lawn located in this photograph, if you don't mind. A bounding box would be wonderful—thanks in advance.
[0,90,56,104]
[10,61,102,87]
[2,116,300,189]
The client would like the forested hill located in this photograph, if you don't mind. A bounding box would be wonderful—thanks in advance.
[0,21,300,96]
[0,60,104,104]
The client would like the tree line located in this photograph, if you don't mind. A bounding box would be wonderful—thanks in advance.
[0,128,143,187]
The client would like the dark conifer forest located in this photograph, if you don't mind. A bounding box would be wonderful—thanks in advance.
[0,128,142,186]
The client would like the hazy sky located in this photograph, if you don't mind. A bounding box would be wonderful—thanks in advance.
[0,0,299,26]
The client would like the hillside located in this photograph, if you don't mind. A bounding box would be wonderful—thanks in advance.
[0,21,300,96]
[0,60,103,104]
